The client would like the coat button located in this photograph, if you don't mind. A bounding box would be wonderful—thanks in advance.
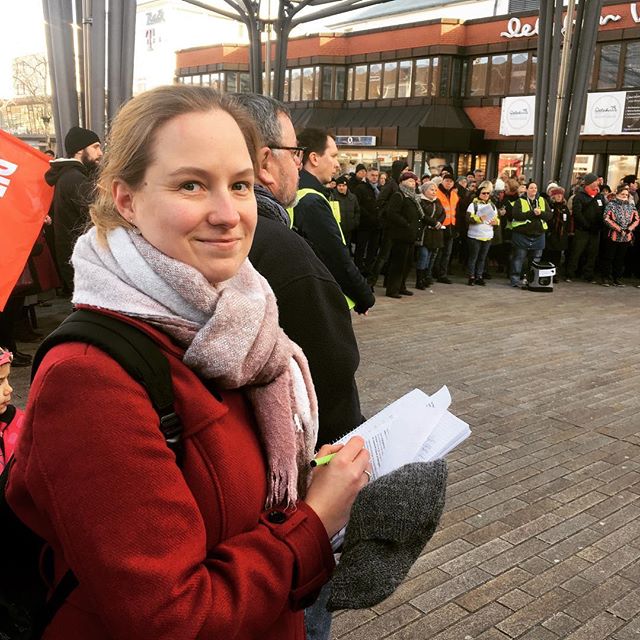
[267,510,287,524]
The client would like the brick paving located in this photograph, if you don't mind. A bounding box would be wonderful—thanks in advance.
[9,274,640,639]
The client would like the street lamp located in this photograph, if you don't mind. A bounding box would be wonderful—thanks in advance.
[41,112,52,150]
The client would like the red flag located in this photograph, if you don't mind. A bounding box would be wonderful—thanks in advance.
[0,129,53,311]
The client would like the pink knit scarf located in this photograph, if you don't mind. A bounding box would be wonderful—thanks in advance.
[72,227,318,508]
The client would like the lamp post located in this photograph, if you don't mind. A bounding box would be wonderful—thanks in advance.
[41,112,52,150]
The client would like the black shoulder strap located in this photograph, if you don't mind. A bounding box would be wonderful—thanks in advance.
[32,309,182,464]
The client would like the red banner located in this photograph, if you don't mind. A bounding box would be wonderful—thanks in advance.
[0,129,53,311]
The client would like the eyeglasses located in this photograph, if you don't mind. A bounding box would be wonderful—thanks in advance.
[480,191,491,195]
[268,146,306,163]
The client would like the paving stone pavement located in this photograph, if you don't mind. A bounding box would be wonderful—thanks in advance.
[9,275,640,639]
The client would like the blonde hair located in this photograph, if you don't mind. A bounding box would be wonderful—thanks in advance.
[478,180,494,193]
[90,85,262,242]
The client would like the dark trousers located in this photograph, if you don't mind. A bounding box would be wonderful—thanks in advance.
[371,233,393,281]
[600,239,630,281]
[467,238,492,279]
[385,241,412,295]
[566,229,600,280]
[354,227,381,275]
[0,295,25,352]
[433,230,454,278]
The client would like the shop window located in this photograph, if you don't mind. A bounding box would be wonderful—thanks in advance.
[354,65,367,100]
[607,155,639,188]
[383,62,398,99]
[528,55,537,93]
[368,63,382,99]
[430,58,440,96]
[290,68,302,101]
[335,67,346,100]
[414,58,430,96]
[469,56,488,96]
[623,42,640,89]
[226,71,237,92]
[322,67,333,100]
[184,76,193,84]
[488,54,507,96]
[302,67,314,100]
[509,52,528,95]
[398,60,412,97]
[451,58,463,97]
[239,73,250,93]
[314,67,321,100]
[597,43,621,90]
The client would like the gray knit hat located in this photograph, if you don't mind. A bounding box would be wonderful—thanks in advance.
[327,460,447,611]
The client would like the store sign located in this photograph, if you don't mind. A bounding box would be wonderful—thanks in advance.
[335,135,377,146]
[499,3,640,39]
[501,91,640,136]
[499,96,535,136]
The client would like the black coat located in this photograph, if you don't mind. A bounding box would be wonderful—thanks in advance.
[386,191,422,243]
[418,198,445,248]
[249,194,364,444]
[572,189,607,233]
[292,169,375,314]
[333,191,360,234]
[353,180,381,230]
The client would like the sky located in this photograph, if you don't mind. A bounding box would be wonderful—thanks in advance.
[0,1,48,98]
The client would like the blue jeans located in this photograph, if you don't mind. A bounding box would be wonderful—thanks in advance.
[416,245,431,270]
[467,238,491,279]
[510,232,545,285]
[304,581,332,640]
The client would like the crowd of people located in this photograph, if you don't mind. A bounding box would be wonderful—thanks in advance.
[326,162,640,296]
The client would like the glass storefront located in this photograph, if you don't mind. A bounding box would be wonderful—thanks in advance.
[336,148,409,175]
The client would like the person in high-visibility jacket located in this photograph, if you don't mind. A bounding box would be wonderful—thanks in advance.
[509,181,553,287]
[432,172,459,284]
[291,128,375,315]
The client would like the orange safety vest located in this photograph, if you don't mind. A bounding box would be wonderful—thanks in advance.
[436,188,459,227]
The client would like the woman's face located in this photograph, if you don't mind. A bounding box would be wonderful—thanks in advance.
[478,186,491,201]
[617,189,630,202]
[116,109,257,285]
[425,184,437,199]
[402,177,416,190]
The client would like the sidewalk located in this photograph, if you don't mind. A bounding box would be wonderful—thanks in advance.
[10,276,640,639]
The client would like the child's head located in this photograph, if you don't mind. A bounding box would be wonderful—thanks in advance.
[0,348,13,415]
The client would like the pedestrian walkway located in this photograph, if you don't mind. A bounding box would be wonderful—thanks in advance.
[10,278,640,639]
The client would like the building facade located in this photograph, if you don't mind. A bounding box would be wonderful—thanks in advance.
[176,1,640,186]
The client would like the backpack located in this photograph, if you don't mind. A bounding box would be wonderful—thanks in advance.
[0,309,183,639]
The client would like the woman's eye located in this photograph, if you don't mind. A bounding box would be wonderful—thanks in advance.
[231,181,252,193]
[181,182,202,192]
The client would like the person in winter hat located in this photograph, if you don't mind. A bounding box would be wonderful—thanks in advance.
[45,126,103,293]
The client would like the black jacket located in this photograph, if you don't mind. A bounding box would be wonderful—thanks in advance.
[249,187,364,443]
[572,189,607,233]
[44,159,94,290]
[353,180,381,230]
[292,169,375,314]
[333,191,360,234]
[386,191,422,243]
[511,195,553,236]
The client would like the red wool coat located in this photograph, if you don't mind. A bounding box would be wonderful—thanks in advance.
[7,314,334,639]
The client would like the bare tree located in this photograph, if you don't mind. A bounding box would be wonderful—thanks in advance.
[181,0,397,99]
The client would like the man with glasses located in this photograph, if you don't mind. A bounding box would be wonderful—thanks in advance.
[293,128,375,316]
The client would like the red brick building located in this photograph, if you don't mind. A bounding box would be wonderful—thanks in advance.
[176,1,640,185]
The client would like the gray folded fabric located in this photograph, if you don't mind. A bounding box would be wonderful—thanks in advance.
[327,460,447,611]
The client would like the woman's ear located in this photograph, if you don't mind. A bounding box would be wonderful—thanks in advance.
[112,180,136,223]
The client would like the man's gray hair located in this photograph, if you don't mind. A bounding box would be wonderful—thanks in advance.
[231,93,291,147]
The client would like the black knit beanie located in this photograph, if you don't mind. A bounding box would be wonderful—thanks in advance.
[327,460,448,611]
[65,126,101,157]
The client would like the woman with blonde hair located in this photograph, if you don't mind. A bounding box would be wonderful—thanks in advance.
[466,180,499,286]
[7,86,370,639]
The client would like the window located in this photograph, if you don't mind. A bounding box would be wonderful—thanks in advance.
[469,56,488,96]
[398,60,412,97]
[335,67,346,100]
[354,65,367,99]
[283,69,290,101]
[347,67,354,100]
[509,52,528,95]
[597,43,621,90]
[528,55,537,93]
[239,73,250,93]
[290,68,301,101]
[322,67,333,99]
[623,42,640,88]
[226,71,237,92]
[302,67,314,100]
[314,66,320,100]
[488,54,507,96]
[368,63,382,99]
[414,58,430,96]
[430,57,440,95]
[383,61,398,99]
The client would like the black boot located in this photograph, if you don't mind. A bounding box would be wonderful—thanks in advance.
[416,269,426,290]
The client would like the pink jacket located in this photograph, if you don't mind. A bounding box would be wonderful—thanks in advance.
[0,405,24,471]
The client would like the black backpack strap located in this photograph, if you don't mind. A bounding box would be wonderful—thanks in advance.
[32,309,182,463]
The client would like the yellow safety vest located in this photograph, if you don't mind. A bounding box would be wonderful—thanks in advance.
[288,188,355,310]
[512,196,548,231]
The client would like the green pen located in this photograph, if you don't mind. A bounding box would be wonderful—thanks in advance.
[309,453,336,468]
